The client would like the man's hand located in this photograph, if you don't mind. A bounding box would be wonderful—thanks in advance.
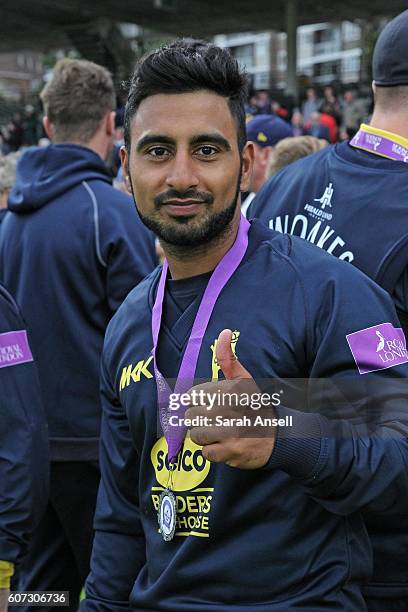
[0,588,9,612]
[186,329,276,469]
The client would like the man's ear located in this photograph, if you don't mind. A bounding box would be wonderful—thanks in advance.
[43,116,52,139]
[120,145,132,194]
[239,141,255,192]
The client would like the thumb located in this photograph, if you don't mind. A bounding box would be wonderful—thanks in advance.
[216,329,251,380]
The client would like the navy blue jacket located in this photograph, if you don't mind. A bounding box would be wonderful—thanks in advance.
[248,142,408,313]
[0,283,48,563]
[83,221,408,610]
[0,144,157,461]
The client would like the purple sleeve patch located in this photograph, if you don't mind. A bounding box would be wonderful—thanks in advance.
[346,323,408,375]
[0,330,34,369]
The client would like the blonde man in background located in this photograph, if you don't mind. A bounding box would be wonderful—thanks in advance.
[267,135,328,177]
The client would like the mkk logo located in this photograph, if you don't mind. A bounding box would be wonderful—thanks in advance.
[314,182,334,210]
[119,355,153,390]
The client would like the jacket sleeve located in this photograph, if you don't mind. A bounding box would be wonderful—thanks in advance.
[96,188,158,314]
[81,354,145,611]
[0,285,49,566]
[265,259,408,517]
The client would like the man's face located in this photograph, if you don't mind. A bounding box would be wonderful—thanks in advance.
[121,91,253,247]
[291,111,303,127]
[249,143,272,193]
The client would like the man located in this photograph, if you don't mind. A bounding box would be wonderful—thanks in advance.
[0,154,18,225]
[0,59,157,610]
[305,110,331,142]
[341,88,367,138]
[242,113,292,213]
[249,10,408,333]
[0,283,48,612]
[268,135,328,177]
[301,86,321,122]
[80,40,408,611]
[249,10,408,609]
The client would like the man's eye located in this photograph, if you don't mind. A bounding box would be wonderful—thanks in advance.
[196,145,217,156]
[147,147,170,157]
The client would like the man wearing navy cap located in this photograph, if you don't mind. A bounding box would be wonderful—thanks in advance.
[242,114,292,213]
[249,10,408,611]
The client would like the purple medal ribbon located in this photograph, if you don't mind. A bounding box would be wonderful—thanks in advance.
[350,126,408,164]
[151,214,250,463]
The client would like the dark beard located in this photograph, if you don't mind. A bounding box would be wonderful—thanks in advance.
[130,174,242,253]
[139,195,238,250]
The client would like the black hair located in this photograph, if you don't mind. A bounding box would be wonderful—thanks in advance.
[124,38,249,152]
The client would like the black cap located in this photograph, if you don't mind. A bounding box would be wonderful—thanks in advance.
[373,10,408,86]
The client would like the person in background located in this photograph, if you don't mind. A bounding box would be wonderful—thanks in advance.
[245,94,260,118]
[6,114,23,152]
[290,109,306,136]
[271,99,290,122]
[249,12,408,608]
[301,86,321,122]
[322,85,342,127]
[341,88,367,138]
[0,58,157,612]
[267,135,328,177]
[22,105,41,147]
[319,103,338,142]
[242,113,292,213]
[304,111,331,142]
[254,90,272,114]
[0,283,48,612]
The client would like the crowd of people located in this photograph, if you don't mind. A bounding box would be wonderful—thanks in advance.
[0,106,45,154]
[0,84,368,159]
[0,8,407,612]
[246,83,370,143]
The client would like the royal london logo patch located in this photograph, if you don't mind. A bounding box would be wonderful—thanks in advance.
[0,330,33,369]
[346,323,408,374]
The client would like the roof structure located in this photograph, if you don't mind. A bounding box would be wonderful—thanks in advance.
[1,0,407,52]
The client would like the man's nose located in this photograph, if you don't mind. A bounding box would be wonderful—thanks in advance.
[165,151,199,192]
